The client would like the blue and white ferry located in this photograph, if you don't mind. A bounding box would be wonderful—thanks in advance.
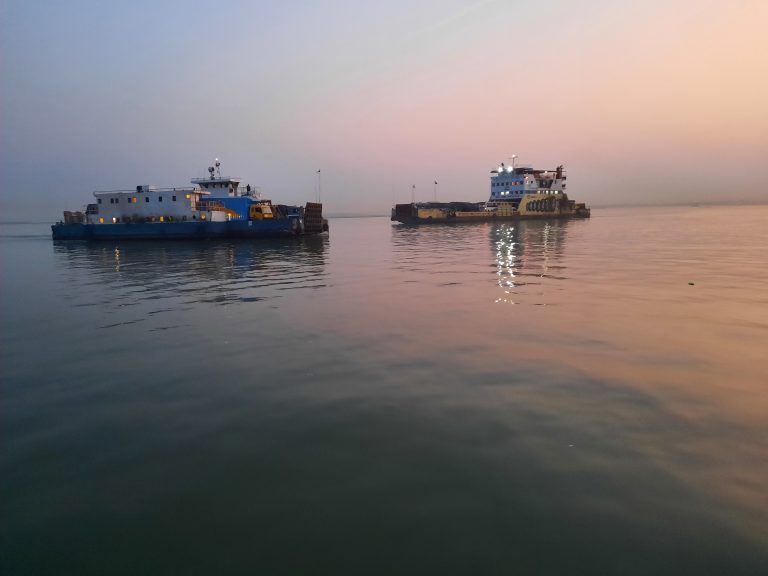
[52,160,327,240]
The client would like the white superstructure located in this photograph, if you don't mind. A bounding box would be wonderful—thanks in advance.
[91,186,208,224]
[486,159,567,210]
[87,159,261,224]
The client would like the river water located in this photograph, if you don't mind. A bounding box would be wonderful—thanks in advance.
[2,206,767,574]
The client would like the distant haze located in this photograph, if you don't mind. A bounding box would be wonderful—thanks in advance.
[1,0,766,219]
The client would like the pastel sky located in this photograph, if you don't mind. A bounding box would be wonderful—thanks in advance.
[1,0,766,218]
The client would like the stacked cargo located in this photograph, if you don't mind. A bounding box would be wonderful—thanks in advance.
[303,202,326,234]
[63,211,86,224]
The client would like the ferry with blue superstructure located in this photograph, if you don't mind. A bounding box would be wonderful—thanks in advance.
[391,159,590,224]
[52,160,327,240]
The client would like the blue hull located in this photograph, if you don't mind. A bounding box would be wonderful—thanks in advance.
[52,220,299,240]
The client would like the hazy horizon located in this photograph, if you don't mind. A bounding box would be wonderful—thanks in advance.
[2,0,766,220]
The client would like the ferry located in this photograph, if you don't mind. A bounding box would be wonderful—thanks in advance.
[391,159,590,224]
[52,160,328,240]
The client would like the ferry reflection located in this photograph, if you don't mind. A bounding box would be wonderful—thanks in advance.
[52,237,328,305]
[390,219,574,304]
[493,220,570,303]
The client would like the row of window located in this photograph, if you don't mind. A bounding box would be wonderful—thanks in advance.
[98,194,192,205]
[492,190,563,197]
[493,181,529,187]
[98,214,208,224]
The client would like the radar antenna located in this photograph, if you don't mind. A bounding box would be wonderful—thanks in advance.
[215,158,221,178]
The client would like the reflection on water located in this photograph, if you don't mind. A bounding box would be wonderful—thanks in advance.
[3,212,768,574]
[493,221,570,303]
[390,219,577,305]
[52,237,328,311]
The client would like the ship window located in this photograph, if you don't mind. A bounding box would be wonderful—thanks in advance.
[159,196,163,202]
[186,194,191,199]
[98,198,102,204]
[145,197,150,203]
[172,195,177,201]
[99,217,104,223]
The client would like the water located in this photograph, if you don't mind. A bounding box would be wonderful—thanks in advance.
[2,206,767,574]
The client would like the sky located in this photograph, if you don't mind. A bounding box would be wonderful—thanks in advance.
[1,0,766,218]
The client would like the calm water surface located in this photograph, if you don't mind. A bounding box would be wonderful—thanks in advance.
[2,206,767,574]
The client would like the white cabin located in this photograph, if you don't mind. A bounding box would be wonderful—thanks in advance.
[487,162,567,208]
[90,186,217,224]
[86,160,255,224]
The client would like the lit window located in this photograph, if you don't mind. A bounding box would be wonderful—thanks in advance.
[186,194,191,199]
[132,197,137,203]
[201,214,207,220]
[159,216,164,222]
[99,217,104,223]
[112,217,117,223]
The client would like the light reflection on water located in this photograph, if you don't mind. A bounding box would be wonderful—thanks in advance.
[492,221,571,302]
[389,219,577,308]
[2,209,768,574]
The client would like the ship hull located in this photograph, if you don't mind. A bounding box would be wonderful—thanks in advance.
[51,219,307,241]
[391,212,590,225]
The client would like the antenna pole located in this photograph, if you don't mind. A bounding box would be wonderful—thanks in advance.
[317,169,322,203]
[411,185,415,204]
[434,180,437,202]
